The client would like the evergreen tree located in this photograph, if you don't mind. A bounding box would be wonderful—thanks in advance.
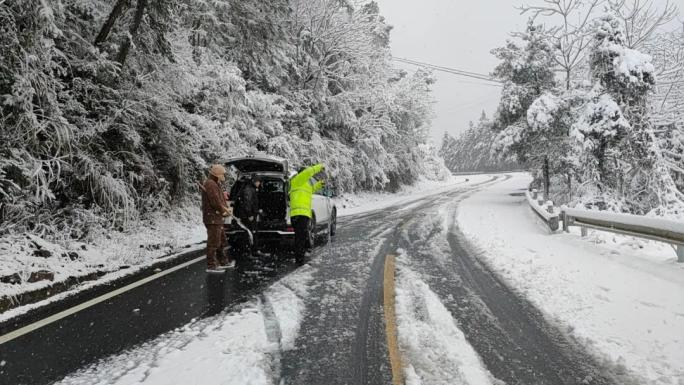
[572,14,682,214]
[440,112,519,173]
[491,21,558,195]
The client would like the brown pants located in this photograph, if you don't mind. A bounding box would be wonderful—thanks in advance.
[206,224,228,268]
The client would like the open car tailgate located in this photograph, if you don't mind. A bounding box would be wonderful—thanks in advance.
[222,155,288,174]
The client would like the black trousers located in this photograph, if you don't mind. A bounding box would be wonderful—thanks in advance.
[291,216,310,257]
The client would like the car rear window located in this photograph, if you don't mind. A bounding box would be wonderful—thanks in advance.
[262,180,284,193]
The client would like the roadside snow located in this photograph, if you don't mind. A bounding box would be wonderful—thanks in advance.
[335,174,495,217]
[395,254,496,385]
[264,267,313,351]
[56,266,314,385]
[0,244,206,324]
[64,306,275,385]
[457,173,684,384]
[0,205,205,308]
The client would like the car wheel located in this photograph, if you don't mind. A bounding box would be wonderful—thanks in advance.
[306,215,316,249]
[329,209,337,237]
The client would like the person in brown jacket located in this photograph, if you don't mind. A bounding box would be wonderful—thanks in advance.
[201,164,233,271]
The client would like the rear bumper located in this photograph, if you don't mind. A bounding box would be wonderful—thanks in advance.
[227,230,294,236]
[225,226,295,250]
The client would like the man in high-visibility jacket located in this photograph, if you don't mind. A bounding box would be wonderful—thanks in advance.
[289,163,325,263]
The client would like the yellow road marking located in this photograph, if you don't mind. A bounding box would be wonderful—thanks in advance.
[383,254,404,385]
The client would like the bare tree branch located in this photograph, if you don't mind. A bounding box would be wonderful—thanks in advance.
[519,0,604,89]
[608,0,679,48]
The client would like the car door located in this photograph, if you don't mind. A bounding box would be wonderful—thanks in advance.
[312,182,329,224]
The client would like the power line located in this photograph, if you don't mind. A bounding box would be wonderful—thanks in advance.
[394,57,493,79]
[394,57,499,84]
[657,80,684,86]
[392,57,502,86]
[449,79,503,88]
[395,57,684,88]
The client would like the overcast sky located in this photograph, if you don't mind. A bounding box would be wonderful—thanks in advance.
[376,0,684,146]
[375,0,524,145]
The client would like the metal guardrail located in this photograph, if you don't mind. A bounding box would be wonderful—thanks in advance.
[524,188,684,262]
[562,207,684,263]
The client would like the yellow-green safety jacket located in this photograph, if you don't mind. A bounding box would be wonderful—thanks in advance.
[289,164,324,218]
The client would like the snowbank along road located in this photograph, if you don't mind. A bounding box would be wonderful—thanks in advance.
[0,174,634,384]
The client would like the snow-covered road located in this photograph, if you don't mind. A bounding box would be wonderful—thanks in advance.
[458,173,684,384]
[56,268,315,385]
[5,173,669,385]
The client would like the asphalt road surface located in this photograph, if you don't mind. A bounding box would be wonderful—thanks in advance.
[0,247,303,384]
[0,175,626,385]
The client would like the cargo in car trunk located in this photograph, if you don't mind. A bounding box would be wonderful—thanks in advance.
[258,178,287,224]
[229,176,287,226]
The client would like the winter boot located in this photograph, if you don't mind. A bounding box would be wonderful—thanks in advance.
[217,248,235,269]
[206,249,224,273]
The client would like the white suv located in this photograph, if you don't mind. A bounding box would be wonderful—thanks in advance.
[222,155,337,253]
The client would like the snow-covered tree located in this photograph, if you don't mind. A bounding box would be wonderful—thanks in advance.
[488,1,683,215]
[519,0,603,90]
[645,30,684,124]
[0,0,440,244]
[491,21,560,195]
[644,30,684,196]
[607,0,678,49]
[572,14,683,215]
[440,112,520,173]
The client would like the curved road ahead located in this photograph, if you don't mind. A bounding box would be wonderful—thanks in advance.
[1,175,625,384]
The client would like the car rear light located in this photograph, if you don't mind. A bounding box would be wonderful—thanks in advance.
[286,226,294,232]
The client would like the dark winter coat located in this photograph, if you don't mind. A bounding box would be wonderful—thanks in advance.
[235,182,259,220]
[202,177,228,225]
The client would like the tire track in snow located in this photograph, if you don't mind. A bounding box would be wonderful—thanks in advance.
[396,185,630,385]
[260,294,283,384]
[280,179,500,384]
[393,259,500,385]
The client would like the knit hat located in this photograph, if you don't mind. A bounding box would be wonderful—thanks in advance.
[209,164,226,178]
